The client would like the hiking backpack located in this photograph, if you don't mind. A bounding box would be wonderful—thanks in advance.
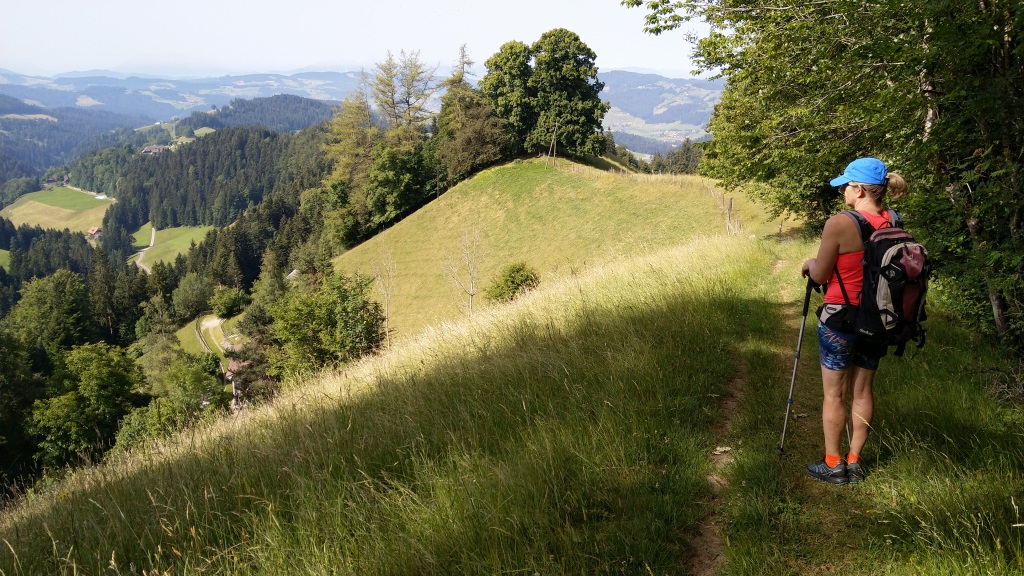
[840,210,930,356]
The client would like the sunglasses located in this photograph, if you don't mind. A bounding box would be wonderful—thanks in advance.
[839,183,862,193]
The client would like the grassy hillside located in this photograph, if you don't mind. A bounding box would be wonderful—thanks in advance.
[130,221,153,250]
[0,248,9,270]
[0,163,1019,575]
[174,314,240,368]
[1,235,1019,574]
[0,186,113,233]
[136,225,215,267]
[335,158,789,340]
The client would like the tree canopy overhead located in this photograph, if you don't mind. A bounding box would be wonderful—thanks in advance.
[623,0,1024,346]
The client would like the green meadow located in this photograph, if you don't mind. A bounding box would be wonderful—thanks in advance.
[335,158,790,340]
[0,186,113,233]
[176,314,232,357]
[131,221,153,250]
[137,225,215,267]
[0,160,1019,575]
[175,319,210,358]
[174,314,245,371]
[0,248,9,270]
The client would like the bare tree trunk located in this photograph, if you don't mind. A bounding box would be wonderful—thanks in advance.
[444,228,482,318]
[372,248,397,348]
[963,216,1012,335]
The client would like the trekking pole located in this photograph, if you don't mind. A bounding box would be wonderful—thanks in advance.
[778,277,816,456]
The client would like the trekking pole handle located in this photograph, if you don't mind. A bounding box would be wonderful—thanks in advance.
[802,277,816,317]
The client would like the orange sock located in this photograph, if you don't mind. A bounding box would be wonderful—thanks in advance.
[847,453,860,465]
[824,453,842,468]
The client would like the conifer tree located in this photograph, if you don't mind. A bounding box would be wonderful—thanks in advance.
[435,45,508,185]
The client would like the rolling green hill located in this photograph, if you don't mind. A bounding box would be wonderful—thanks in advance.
[0,161,1018,575]
[0,186,113,233]
[335,157,790,340]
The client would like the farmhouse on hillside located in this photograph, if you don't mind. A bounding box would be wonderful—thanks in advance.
[141,145,169,155]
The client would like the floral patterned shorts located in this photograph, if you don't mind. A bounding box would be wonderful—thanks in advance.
[817,322,884,371]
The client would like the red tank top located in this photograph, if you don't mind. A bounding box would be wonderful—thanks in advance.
[823,210,892,305]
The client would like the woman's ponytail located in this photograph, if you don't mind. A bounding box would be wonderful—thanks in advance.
[887,172,908,201]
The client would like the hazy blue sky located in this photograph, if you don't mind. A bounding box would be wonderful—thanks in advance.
[0,0,709,79]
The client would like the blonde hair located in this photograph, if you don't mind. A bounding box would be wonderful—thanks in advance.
[862,172,908,204]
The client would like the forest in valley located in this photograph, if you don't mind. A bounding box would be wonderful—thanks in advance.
[0,3,1020,572]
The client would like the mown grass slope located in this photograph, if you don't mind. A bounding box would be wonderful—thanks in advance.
[335,158,788,340]
[0,161,1019,575]
[174,314,237,369]
[0,187,113,233]
[130,221,153,251]
[0,248,9,270]
[138,225,215,266]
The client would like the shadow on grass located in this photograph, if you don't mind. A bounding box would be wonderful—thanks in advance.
[0,289,783,574]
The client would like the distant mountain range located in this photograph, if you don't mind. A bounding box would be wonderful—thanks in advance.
[598,70,722,145]
[0,69,362,120]
[0,69,722,143]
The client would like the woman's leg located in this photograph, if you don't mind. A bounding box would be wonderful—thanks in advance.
[848,366,876,456]
[821,366,849,457]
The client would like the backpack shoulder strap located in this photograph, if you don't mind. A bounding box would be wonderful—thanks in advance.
[833,210,870,307]
[888,209,904,229]
[841,210,873,244]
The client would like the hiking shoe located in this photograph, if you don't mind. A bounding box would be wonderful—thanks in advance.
[806,458,848,485]
[846,461,865,484]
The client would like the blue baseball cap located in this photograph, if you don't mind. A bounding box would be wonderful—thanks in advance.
[830,157,888,187]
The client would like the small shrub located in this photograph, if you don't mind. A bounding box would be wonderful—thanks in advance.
[485,262,540,303]
[211,286,250,318]
[171,272,214,321]
[270,272,386,374]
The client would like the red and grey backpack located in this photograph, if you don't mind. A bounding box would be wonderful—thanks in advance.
[840,210,930,356]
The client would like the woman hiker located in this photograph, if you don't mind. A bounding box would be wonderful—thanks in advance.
[800,157,908,484]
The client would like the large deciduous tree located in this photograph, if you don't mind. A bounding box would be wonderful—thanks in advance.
[481,30,609,158]
[270,272,385,375]
[623,0,1024,345]
[30,343,146,468]
[526,28,609,157]
[5,269,89,370]
[171,272,214,322]
[479,40,536,156]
